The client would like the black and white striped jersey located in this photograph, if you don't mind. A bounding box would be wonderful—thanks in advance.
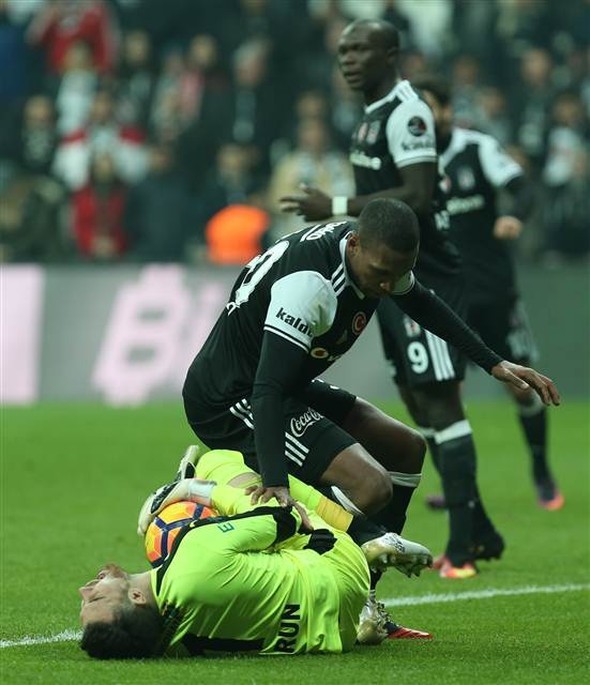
[184,220,414,410]
[440,127,523,301]
[349,79,461,280]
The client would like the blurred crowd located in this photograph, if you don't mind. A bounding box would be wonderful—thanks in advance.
[0,0,588,265]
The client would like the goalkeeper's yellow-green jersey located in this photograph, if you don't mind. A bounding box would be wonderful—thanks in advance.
[151,485,369,656]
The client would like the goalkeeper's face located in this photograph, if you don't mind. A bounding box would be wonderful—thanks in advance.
[79,564,131,626]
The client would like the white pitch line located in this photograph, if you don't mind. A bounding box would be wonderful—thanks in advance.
[384,582,590,607]
[0,629,82,649]
[2,583,588,649]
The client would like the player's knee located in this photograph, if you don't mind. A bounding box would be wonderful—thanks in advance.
[407,429,427,469]
[362,470,393,514]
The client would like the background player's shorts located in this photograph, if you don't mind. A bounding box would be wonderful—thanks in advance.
[467,297,539,364]
[184,381,357,486]
[376,276,468,387]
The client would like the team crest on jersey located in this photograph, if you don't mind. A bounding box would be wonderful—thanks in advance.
[366,121,381,144]
[310,347,343,363]
[403,316,421,338]
[352,312,367,335]
[407,116,427,137]
[458,166,475,190]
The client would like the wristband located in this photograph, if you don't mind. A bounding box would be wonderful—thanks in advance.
[331,196,348,216]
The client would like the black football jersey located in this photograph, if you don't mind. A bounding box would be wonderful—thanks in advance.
[349,79,460,280]
[440,128,524,301]
[185,221,414,409]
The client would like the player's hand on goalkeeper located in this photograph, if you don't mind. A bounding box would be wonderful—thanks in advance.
[246,484,314,532]
[491,360,561,406]
[137,478,216,536]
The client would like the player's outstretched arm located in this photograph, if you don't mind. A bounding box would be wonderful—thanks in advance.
[490,360,560,406]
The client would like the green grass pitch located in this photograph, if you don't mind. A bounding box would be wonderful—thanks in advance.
[1,400,589,684]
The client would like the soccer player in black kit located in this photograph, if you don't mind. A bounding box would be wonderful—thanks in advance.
[412,74,563,512]
[184,198,559,639]
[280,19,534,580]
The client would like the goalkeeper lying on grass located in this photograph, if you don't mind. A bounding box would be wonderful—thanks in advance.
[79,448,432,659]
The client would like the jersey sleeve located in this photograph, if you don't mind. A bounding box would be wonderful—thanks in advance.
[386,98,437,168]
[264,271,337,352]
[478,135,523,188]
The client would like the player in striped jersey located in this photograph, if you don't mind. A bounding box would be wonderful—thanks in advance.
[183,197,559,635]
[413,74,563,513]
[279,20,509,580]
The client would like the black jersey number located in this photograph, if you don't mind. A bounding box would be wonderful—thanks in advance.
[227,241,289,312]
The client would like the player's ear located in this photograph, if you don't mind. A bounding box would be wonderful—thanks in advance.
[128,588,148,606]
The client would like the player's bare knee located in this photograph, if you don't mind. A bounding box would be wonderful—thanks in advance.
[360,471,392,514]
[408,428,427,468]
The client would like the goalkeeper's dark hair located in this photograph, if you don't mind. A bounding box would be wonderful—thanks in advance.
[357,198,419,253]
[80,603,163,660]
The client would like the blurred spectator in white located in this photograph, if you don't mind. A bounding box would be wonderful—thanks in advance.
[511,47,556,169]
[125,142,192,262]
[474,86,513,146]
[541,90,590,261]
[27,0,119,75]
[396,0,453,60]
[70,150,128,260]
[53,40,98,134]
[53,88,148,190]
[115,30,156,129]
[269,116,354,238]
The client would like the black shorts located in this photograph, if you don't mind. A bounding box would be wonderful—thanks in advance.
[376,276,468,387]
[467,297,538,364]
[184,380,357,486]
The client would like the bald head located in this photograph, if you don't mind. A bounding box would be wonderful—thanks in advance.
[343,19,400,52]
[338,20,400,100]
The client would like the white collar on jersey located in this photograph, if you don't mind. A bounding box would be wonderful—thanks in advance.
[364,79,413,114]
[339,233,365,299]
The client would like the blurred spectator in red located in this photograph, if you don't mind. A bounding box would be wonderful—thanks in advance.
[71,150,128,260]
[269,117,353,238]
[53,40,98,134]
[27,0,119,75]
[53,88,148,190]
[125,142,192,262]
[115,30,156,129]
